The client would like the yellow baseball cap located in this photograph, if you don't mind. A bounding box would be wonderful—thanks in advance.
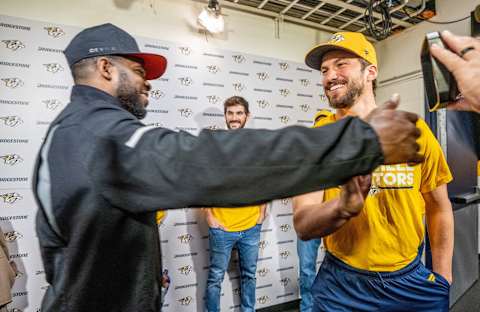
[305,32,377,70]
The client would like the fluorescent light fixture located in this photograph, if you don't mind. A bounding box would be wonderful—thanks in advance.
[198,0,225,34]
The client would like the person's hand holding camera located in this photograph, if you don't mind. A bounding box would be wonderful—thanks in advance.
[430,30,480,113]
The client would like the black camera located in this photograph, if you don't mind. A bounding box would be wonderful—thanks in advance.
[421,32,459,112]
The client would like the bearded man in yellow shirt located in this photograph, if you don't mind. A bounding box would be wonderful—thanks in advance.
[293,32,454,312]
[204,96,267,312]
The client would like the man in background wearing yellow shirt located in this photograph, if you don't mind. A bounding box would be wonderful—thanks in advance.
[293,32,454,311]
[204,96,267,312]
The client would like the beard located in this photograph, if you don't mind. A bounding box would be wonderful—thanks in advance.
[226,119,246,129]
[326,77,365,109]
[116,71,147,120]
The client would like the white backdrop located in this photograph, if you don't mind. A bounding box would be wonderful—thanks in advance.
[0,15,329,312]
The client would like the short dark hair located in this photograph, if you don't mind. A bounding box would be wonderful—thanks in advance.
[71,55,127,83]
[358,58,377,96]
[223,96,250,114]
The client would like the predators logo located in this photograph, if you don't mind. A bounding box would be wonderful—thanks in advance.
[279,250,290,259]
[43,99,62,110]
[1,78,24,89]
[257,100,270,109]
[44,26,65,38]
[232,287,241,296]
[178,46,192,55]
[178,76,193,86]
[278,62,289,71]
[178,265,193,275]
[2,40,25,51]
[0,116,23,127]
[280,198,290,205]
[300,104,310,112]
[257,267,269,277]
[299,78,311,87]
[319,94,328,101]
[0,192,23,204]
[178,296,193,306]
[256,72,269,81]
[206,65,220,74]
[206,95,221,104]
[0,154,23,166]
[4,230,23,242]
[279,115,290,124]
[15,269,24,279]
[178,108,193,118]
[279,88,290,97]
[232,82,245,92]
[232,54,246,64]
[178,233,193,244]
[150,90,165,100]
[43,63,64,73]
[148,122,164,128]
[280,224,291,232]
[329,33,345,44]
[280,277,291,287]
[257,295,270,305]
[258,240,269,250]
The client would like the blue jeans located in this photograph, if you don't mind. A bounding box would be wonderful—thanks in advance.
[297,238,322,312]
[205,224,261,312]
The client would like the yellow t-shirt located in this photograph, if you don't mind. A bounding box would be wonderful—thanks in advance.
[156,210,166,224]
[315,113,452,271]
[211,205,261,232]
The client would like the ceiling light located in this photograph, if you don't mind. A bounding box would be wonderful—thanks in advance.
[198,0,225,34]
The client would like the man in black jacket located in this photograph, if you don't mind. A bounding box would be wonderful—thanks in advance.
[33,23,422,312]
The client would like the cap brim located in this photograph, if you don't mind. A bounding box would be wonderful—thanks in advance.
[305,44,359,70]
[130,53,167,80]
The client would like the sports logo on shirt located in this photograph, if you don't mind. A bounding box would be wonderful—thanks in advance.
[257,99,270,109]
[178,296,193,306]
[232,54,246,64]
[279,88,290,97]
[0,116,23,127]
[150,90,165,99]
[44,26,65,38]
[371,165,415,192]
[0,154,23,166]
[299,78,311,87]
[0,192,23,204]
[178,234,193,244]
[256,72,269,81]
[178,265,193,275]
[4,230,23,242]
[2,40,25,51]
[206,65,220,74]
[1,78,24,89]
[178,46,192,55]
[43,99,63,110]
[43,63,64,73]
[278,62,289,71]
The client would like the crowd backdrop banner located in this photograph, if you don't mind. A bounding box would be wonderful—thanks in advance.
[0,15,330,312]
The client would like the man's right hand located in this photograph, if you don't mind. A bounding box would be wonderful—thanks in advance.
[206,213,226,230]
[365,94,423,165]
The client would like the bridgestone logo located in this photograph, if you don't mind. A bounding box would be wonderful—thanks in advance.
[38,47,63,53]
[37,84,69,90]
[0,215,28,221]
[253,61,272,66]
[144,44,169,50]
[0,61,30,68]
[203,53,224,58]
[202,113,223,117]
[175,64,198,70]
[297,94,313,97]
[0,100,29,105]
[0,138,29,143]
[0,177,28,182]
[296,67,312,72]
[0,23,31,31]
[203,83,224,87]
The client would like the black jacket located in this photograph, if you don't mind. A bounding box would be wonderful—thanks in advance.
[33,85,383,312]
